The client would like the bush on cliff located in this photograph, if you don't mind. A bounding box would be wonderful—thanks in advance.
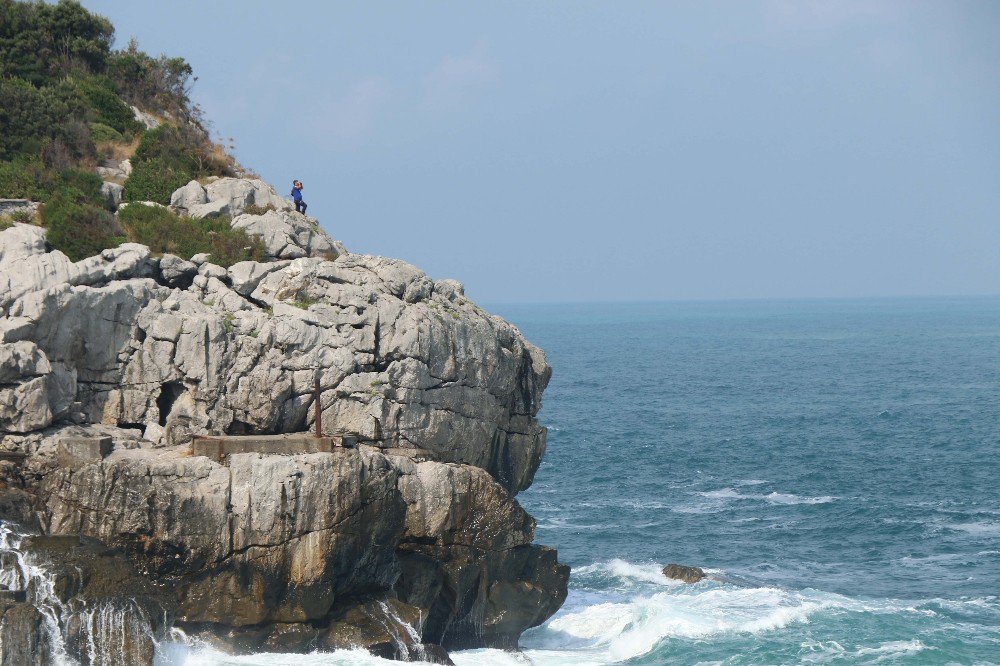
[0,77,95,161]
[89,122,124,144]
[0,159,102,204]
[76,76,143,137]
[106,39,194,120]
[43,196,122,262]
[118,204,265,266]
[0,0,114,86]
[123,125,232,204]
[122,157,193,204]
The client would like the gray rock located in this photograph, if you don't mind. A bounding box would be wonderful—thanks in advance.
[0,199,39,219]
[197,262,228,280]
[95,158,132,182]
[116,201,167,213]
[231,209,344,260]
[203,178,292,216]
[130,106,160,130]
[100,181,124,210]
[158,254,198,287]
[34,442,565,652]
[186,198,230,219]
[662,563,706,583]
[0,180,566,655]
[169,179,208,213]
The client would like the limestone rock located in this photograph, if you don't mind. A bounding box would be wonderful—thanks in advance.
[0,200,40,219]
[0,342,75,434]
[116,201,167,214]
[391,456,570,648]
[130,106,160,130]
[169,179,208,213]
[100,181,123,210]
[0,176,566,656]
[231,209,345,260]
[96,158,131,182]
[186,198,229,219]
[32,441,565,652]
[191,178,292,217]
[0,240,549,491]
[158,254,198,288]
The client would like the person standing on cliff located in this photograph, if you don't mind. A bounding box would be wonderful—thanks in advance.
[291,180,307,214]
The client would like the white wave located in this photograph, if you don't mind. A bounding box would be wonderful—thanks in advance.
[945,521,1000,537]
[697,487,744,499]
[156,645,421,665]
[855,639,928,658]
[693,488,836,506]
[536,586,839,662]
[764,492,836,505]
[574,559,683,588]
[454,648,605,666]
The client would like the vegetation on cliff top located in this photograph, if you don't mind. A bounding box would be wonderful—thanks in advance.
[0,0,252,263]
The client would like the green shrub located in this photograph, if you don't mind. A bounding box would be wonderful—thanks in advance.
[77,77,142,136]
[42,193,122,261]
[124,123,233,203]
[132,126,199,170]
[0,159,104,205]
[122,157,194,204]
[0,159,42,199]
[106,40,193,119]
[0,0,114,86]
[118,204,265,267]
[89,122,123,143]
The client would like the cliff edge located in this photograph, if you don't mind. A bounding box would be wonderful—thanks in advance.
[0,179,567,662]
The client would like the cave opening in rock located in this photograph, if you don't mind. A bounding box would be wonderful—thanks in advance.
[156,382,184,427]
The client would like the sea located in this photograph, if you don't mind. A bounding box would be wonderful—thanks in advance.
[162,297,1000,665]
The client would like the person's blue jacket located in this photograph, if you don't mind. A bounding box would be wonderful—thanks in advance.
[291,186,302,202]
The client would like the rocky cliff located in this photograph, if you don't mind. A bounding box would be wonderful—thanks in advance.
[0,179,567,663]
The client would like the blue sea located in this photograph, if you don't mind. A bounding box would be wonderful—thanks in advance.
[169,297,1000,665]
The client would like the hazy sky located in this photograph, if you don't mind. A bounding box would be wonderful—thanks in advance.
[82,1,999,303]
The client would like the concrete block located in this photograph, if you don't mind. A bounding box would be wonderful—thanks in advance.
[57,436,112,467]
[190,433,356,464]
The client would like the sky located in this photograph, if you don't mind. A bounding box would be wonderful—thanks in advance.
[81,1,1000,304]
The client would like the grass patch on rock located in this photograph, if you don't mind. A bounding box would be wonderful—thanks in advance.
[118,203,264,267]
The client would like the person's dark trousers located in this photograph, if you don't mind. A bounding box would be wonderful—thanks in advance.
[295,201,307,214]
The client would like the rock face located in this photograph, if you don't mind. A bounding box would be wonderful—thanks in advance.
[0,221,549,492]
[28,442,567,654]
[232,209,345,260]
[0,193,567,661]
[170,178,292,218]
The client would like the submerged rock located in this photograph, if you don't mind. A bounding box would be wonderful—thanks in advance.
[662,563,706,583]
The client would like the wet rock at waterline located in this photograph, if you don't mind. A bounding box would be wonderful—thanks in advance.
[0,524,171,665]
[31,441,567,652]
[662,563,706,583]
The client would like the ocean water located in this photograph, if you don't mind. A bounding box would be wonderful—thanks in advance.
[163,297,1000,665]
